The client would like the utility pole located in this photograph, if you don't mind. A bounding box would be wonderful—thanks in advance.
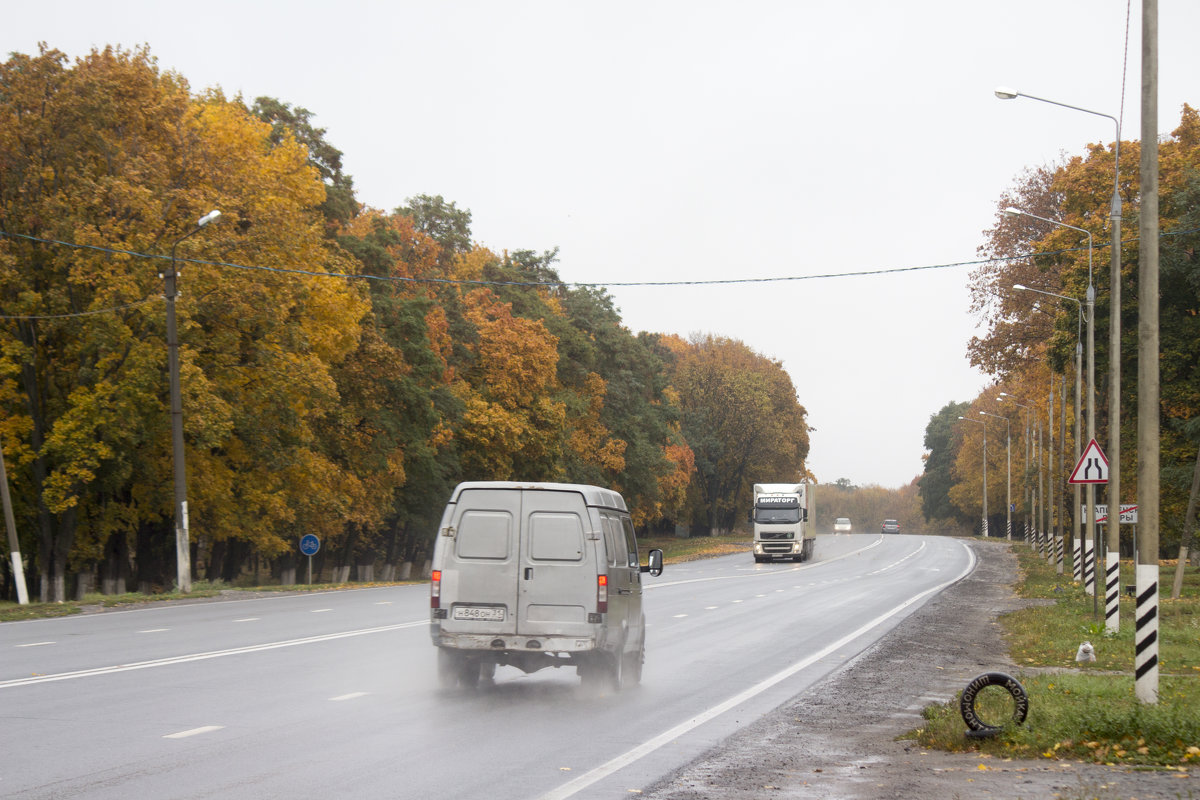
[166,209,221,594]
[1,436,29,604]
[1135,0,1159,705]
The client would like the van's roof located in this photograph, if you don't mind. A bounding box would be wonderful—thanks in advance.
[448,481,629,512]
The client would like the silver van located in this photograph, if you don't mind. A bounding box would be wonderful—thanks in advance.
[429,481,664,690]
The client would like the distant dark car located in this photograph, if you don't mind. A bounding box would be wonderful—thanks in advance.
[881,519,900,534]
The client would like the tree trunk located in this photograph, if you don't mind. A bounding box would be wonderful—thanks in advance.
[103,531,131,594]
[207,540,227,582]
[1171,443,1200,599]
[74,569,95,600]
[134,520,172,593]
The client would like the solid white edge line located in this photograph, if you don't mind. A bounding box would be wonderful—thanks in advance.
[329,692,368,701]
[537,539,978,800]
[1,621,428,689]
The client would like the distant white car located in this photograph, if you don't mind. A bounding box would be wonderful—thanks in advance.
[834,517,852,534]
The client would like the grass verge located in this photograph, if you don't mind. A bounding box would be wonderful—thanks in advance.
[904,545,1200,769]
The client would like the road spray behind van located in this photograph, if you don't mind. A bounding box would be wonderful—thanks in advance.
[430,481,663,690]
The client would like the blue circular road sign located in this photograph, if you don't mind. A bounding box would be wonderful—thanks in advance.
[299,534,320,556]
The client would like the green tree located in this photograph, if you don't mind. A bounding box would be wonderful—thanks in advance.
[250,96,358,228]
[919,401,971,526]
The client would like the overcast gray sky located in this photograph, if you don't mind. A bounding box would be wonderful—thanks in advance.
[6,1,1198,488]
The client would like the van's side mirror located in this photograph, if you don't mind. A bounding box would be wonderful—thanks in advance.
[642,548,664,577]
[802,509,808,522]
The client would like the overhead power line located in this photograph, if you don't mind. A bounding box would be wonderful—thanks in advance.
[1,226,1197,321]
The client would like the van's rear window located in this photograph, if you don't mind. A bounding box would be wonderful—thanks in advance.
[529,513,585,561]
[456,511,512,559]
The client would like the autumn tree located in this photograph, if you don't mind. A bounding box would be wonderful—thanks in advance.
[664,334,809,534]
[0,46,367,598]
[251,96,358,229]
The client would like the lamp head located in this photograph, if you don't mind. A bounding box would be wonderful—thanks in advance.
[198,209,222,227]
[1013,283,1027,291]
[994,86,1019,100]
[1004,207,1024,217]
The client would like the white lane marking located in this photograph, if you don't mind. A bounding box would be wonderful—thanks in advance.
[234,618,260,623]
[672,614,688,619]
[705,606,719,610]
[139,629,169,633]
[0,621,428,689]
[0,585,418,626]
[375,601,393,606]
[867,541,927,575]
[330,692,368,702]
[311,609,333,614]
[15,641,55,648]
[731,599,743,604]
[537,540,977,800]
[164,726,224,739]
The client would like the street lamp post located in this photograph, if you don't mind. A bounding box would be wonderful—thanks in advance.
[999,394,1033,546]
[959,416,988,537]
[1006,207,1098,601]
[981,411,1011,542]
[997,86,1122,628]
[1014,284,1084,581]
[167,209,221,594]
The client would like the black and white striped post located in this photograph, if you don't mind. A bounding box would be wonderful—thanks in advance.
[1106,547,1121,633]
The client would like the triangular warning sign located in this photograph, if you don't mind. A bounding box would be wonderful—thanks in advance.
[1068,439,1109,484]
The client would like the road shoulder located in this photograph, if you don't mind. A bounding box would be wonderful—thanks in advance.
[643,538,1197,800]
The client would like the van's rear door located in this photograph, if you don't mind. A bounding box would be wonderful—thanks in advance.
[518,489,596,637]
[442,487,521,635]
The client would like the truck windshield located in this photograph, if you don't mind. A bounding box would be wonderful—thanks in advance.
[754,507,801,524]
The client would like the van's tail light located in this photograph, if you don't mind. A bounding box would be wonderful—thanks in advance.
[431,570,442,609]
[596,574,608,614]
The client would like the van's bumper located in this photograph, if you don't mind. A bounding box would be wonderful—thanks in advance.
[433,630,598,653]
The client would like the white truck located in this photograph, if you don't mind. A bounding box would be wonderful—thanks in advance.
[751,483,814,563]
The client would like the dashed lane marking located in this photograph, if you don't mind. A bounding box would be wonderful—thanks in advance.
[164,726,224,739]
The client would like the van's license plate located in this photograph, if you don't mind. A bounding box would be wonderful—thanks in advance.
[452,606,505,622]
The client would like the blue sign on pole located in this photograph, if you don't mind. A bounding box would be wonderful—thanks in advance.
[300,534,320,556]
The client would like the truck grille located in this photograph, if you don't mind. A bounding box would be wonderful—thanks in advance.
[762,542,794,554]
